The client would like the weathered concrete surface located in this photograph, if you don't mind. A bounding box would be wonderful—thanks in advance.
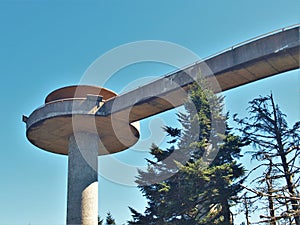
[25,26,299,155]
[45,85,117,103]
[101,25,299,123]
[25,87,140,155]
[67,132,99,225]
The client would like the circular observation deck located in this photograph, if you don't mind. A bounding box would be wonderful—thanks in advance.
[25,85,140,155]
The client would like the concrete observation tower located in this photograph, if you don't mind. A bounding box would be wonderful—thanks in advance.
[23,25,299,225]
[23,85,140,225]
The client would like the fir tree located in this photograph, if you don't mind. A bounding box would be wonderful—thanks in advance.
[98,216,103,225]
[105,212,116,225]
[129,80,247,225]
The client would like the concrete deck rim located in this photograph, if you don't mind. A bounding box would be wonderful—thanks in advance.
[45,85,118,103]
[26,100,140,155]
[26,114,140,155]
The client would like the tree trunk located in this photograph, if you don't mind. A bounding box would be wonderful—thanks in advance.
[222,200,233,225]
[266,164,276,225]
[271,96,300,225]
[243,194,251,225]
[284,196,293,225]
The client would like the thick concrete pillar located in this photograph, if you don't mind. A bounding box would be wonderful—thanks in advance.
[67,132,99,225]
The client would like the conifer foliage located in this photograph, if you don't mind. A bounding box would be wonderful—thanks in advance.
[105,212,116,225]
[98,212,117,225]
[128,81,247,225]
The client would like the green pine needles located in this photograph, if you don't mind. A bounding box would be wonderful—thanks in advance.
[129,78,247,225]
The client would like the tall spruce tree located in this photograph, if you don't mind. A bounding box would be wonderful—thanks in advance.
[99,213,117,225]
[234,94,300,224]
[128,81,246,225]
[105,212,116,225]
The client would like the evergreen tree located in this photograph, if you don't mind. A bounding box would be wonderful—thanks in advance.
[234,94,300,224]
[129,80,247,225]
[105,212,116,225]
[98,213,116,225]
[98,216,103,225]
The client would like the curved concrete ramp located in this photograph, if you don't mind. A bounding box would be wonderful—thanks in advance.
[101,25,299,122]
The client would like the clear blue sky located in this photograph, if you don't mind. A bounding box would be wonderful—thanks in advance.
[0,1,299,224]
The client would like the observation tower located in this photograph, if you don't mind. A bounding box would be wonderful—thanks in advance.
[23,85,140,225]
[23,24,299,225]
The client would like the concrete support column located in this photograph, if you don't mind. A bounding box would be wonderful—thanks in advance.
[67,132,99,225]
